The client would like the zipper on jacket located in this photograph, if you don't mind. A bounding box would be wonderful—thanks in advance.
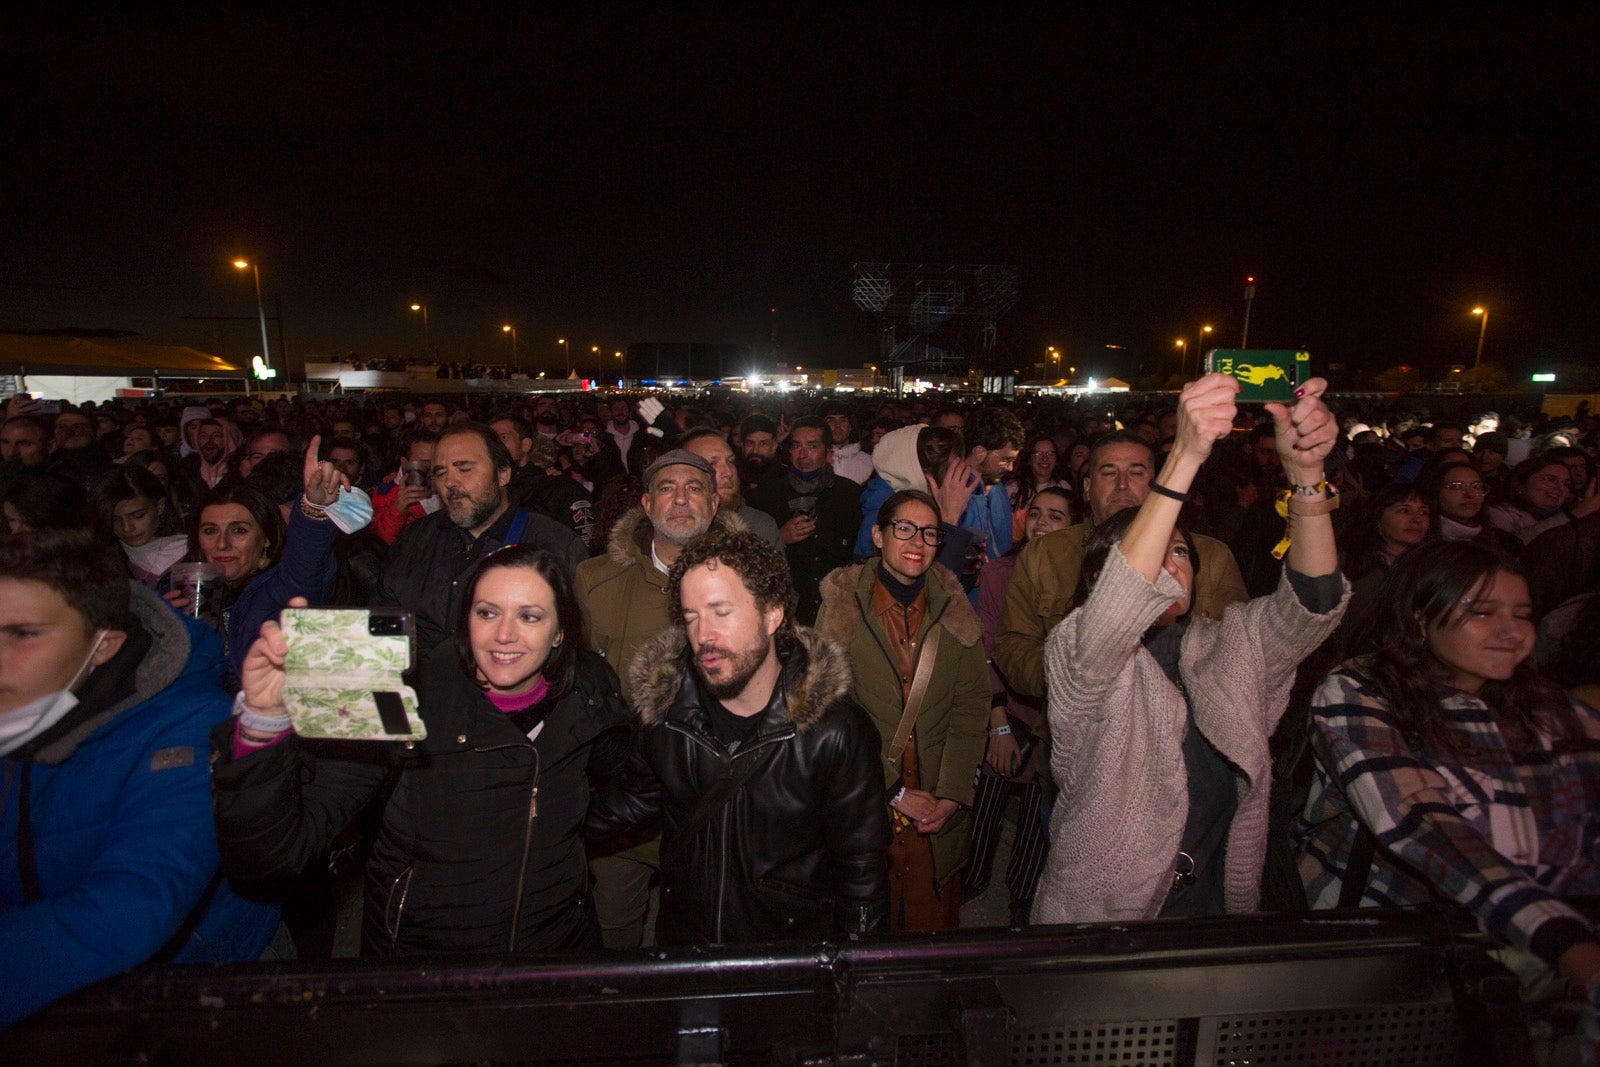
[385,867,414,953]
[479,742,541,951]
[663,722,792,943]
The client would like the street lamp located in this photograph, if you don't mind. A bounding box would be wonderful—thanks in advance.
[231,258,272,383]
[1196,324,1213,375]
[614,350,624,384]
[1471,306,1489,369]
[558,337,570,365]
[1175,339,1186,376]
[409,303,430,354]
[501,324,518,370]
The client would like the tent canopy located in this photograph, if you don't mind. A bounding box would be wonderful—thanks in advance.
[0,334,243,376]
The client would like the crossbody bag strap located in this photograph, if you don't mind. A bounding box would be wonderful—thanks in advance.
[886,622,942,766]
[676,743,775,845]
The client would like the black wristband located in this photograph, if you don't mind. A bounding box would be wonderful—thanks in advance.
[1148,480,1191,504]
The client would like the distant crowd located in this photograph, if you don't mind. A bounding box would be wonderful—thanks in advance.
[3,381,1599,1048]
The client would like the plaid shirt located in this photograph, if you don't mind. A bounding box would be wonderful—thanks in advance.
[1295,669,1600,969]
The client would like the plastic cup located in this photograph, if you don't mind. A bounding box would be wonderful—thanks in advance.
[169,562,226,624]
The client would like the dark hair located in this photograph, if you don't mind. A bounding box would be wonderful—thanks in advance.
[818,401,857,442]
[1075,506,1199,614]
[1419,460,1485,533]
[1339,481,1430,582]
[190,484,287,581]
[668,527,794,637]
[1507,454,1571,510]
[677,426,729,452]
[453,545,585,700]
[490,413,534,444]
[878,488,941,528]
[1085,430,1154,473]
[916,425,964,482]
[1346,541,1576,757]
[2,414,47,441]
[1007,433,1060,509]
[244,451,304,508]
[788,415,828,440]
[88,466,182,543]
[437,423,515,474]
[2,469,86,532]
[322,435,370,471]
[0,529,129,632]
[966,406,1025,453]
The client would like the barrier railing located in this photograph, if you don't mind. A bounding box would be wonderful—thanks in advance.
[2,906,1534,1065]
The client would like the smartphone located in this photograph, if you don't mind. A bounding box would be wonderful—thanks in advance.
[1205,349,1308,403]
[400,460,429,488]
[35,399,62,415]
[279,608,425,741]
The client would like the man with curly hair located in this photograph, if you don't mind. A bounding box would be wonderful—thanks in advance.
[587,527,889,944]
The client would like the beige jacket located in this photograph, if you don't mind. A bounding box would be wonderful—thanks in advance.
[1030,548,1346,925]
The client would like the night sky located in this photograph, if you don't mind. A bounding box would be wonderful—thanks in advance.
[4,8,1596,383]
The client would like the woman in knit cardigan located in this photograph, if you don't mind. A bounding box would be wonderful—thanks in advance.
[1030,374,1348,925]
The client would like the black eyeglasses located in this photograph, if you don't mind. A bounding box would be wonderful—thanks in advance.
[885,520,942,546]
[1443,481,1488,494]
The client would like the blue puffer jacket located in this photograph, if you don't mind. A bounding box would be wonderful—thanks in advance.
[0,583,279,1028]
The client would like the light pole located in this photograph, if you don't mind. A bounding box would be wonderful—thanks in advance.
[613,350,625,385]
[1241,276,1256,349]
[409,303,430,355]
[1471,306,1489,369]
[558,337,570,367]
[502,324,518,371]
[1175,339,1186,378]
[1196,324,1213,375]
[232,258,272,383]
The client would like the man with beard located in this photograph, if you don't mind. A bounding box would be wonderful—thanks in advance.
[736,413,785,498]
[175,417,239,501]
[679,427,781,548]
[532,396,561,439]
[587,527,888,945]
[993,430,1247,698]
[378,425,586,654]
[746,417,861,625]
[574,448,738,947]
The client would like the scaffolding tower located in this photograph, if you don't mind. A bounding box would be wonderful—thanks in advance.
[851,262,1018,377]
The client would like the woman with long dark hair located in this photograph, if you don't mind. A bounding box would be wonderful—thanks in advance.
[213,546,631,954]
[1295,541,1600,995]
[88,465,187,587]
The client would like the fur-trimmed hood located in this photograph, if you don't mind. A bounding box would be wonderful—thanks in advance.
[627,626,852,733]
[604,505,749,568]
[814,560,982,650]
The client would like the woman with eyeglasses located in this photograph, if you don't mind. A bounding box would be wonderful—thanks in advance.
[1421,461,1521,555]
[816,488,990,931]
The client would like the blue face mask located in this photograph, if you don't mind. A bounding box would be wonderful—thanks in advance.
[324,486,374,534]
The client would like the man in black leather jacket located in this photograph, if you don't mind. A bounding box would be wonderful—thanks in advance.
[587,527,889,944]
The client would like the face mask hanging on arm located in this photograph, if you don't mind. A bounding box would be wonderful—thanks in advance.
[0,631,107,758]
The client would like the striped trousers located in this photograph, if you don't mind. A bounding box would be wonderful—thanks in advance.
[963,766,1049,909]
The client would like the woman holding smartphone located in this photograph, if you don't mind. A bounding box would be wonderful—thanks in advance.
[211,546,631,955]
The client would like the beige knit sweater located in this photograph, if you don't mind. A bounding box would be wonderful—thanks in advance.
[1031,547,1347,924]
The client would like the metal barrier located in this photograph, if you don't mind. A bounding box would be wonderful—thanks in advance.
[2,907,1533,1066]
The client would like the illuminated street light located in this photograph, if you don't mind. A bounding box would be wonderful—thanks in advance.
[231,258,273,386]
[409,303,430,353]
[501,324,518,369]
[1471,306,1489,369]
[1194,325,1213,376]
[558,337,570,364]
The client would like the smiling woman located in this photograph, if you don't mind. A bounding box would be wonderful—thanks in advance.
[1295,540,1600,1001]
[815,489,992,932]
[213,545,630,956]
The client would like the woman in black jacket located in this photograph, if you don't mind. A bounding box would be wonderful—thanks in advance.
[212,545,631,955]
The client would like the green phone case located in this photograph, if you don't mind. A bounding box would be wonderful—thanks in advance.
[1205,349,1307,402]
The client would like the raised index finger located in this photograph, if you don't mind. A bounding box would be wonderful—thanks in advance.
[303,434,323,480]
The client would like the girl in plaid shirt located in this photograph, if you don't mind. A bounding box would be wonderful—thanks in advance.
[1296,541,1600,996]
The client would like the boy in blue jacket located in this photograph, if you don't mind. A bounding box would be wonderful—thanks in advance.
[0,530,278,1028]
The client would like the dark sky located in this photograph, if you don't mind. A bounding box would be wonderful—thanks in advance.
[3,8,1595,382]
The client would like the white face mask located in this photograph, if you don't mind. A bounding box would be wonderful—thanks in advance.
[0,631,106,757]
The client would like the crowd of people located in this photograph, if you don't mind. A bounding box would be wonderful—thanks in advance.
[3,379,1599,1043]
